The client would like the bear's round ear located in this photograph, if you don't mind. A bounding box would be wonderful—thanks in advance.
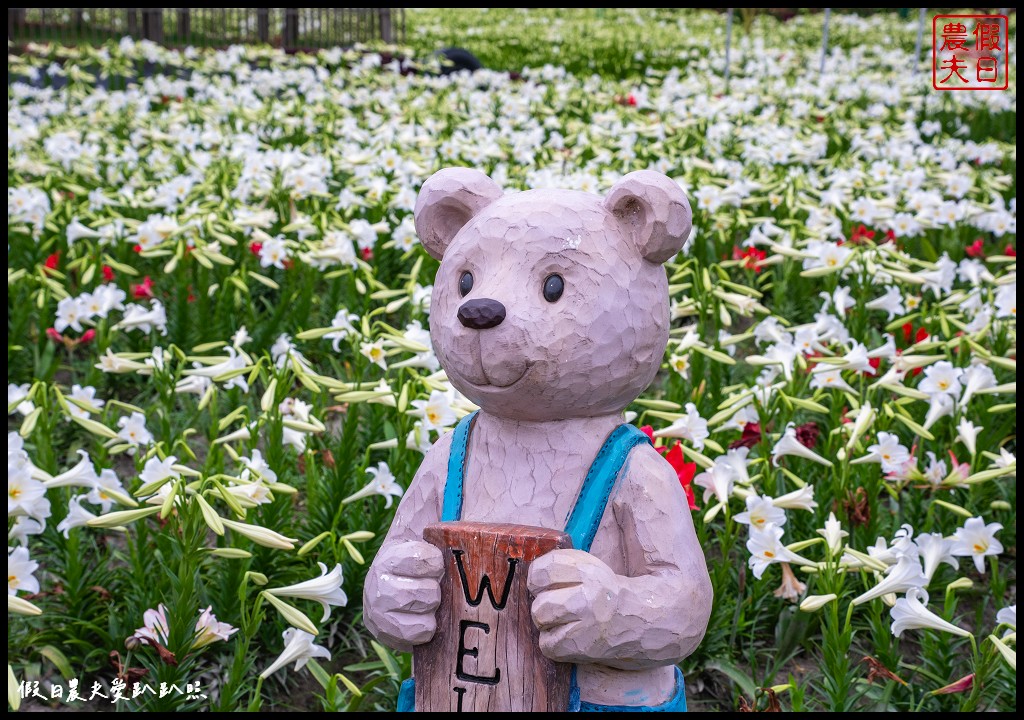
[414,168,503,260]
[603,170,692,264]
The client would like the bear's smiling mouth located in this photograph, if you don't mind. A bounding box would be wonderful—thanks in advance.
[465,362,532,390]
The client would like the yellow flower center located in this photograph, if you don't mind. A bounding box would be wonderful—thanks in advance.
[9,487,22,499]
[973,542,987,553]
[764,550,775,559]
[8,575,18,587]
[938,380,949,390]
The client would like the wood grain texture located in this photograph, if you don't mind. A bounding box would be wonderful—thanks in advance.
[414,522,573,712]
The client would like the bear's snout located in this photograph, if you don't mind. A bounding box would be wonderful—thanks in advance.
[457,299,506,330]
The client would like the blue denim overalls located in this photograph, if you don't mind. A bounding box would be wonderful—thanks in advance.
[397,411,687,712]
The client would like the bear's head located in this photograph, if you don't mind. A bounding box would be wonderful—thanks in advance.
[414,168,691,422]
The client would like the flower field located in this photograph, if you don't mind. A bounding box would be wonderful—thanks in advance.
[7,8,1017,712]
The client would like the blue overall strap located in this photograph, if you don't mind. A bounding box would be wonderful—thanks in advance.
[564,423,650,554]
[440,411,478,522]
[566,423,651,712]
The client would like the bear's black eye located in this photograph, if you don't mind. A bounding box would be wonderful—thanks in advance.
[543,274,564,303]
[459,271,474,297]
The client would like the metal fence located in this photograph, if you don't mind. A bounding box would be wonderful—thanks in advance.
[7,8,405,50]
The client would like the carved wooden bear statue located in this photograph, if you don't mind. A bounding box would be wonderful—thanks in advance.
[364,168,712,712]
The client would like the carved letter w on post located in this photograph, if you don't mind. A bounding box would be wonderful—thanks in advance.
[414,522,572,712]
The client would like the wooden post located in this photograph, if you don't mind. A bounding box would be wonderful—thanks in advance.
[257,8,269,43]
[379,8,393,43]
[913,8,926,77]
[126,9,139,37]
[177,8,190,41]
[283,8,298,50]
[9,9,27,41]
[142,8,164,42]
[819,8,831,76]
[724,8,733,92]
[414,522,573,712]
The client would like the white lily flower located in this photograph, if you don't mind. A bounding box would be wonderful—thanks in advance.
[922,393,955,431]
[343,462,404,508]
[746,523,814,579]
[771,486,818,511]
[43,449,99,489]
[915,532,958,581]
[959,363,996,406]
[266,563,348,622]
[260,628,331,679]
[852,556,927,605]
[950,517,1003,573]
[771,424,833,467]
[956,417,982,456]
[652,403,708,450]
[852,431,910,473]
[734,493,787,530]
[817,512,849,557]
[890,588,971,638]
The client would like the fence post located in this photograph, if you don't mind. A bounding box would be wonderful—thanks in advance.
[724,8,733,92]
[142,9,164,42]
[257,8,270,43]
[379,8,393,43]
[819,8,831,75]
[913,8,926,76]
[127,9,139,37]
[177,8,190,41]
[284,8,298,50]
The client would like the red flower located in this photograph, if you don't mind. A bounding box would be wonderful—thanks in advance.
[865,357,881,375]
[132,244,143,253]
[730,422,762,449]
[627,93,638,107]
[1005,244,1016,257]
[361,247,374,261]
[795,422,819,449]
[101,265,115,282]
[44,251,60,273]
[901,323,929,346]
[732,245,767,272]
[965,238,985,258]
[884,229,898,244]
[80,329,96,344]
[45,327,63,343]
[249,242,263,256]
[640,425,656,445]
[663,441,698,510]
[132,276,155,299]
[848,224,875,244]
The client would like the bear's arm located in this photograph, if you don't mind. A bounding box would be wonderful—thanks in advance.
[606,443,713,666]
[378,429,452,545]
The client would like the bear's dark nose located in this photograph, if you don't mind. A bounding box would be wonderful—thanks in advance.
[458,299,506,329]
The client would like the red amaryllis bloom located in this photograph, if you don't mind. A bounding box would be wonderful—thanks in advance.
[132,276,155,299]
[361,247,374,261]
[965,238,985,258]
[932,674,973,695]
[101,265,115,282]
[901,323,929,346]
[730,422,762,449]
[80,329,96,344]
[663,441,698,510]
[848,224,875,244]
[45,327,64,343]
[640,425,657,445]
[249,242,263,255]
[1005,244,1016,257]
[732,245,767,272]
[866,357,881,375]
[43,252,60,273]
[795,422,819,449]
[884,229,898,244]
